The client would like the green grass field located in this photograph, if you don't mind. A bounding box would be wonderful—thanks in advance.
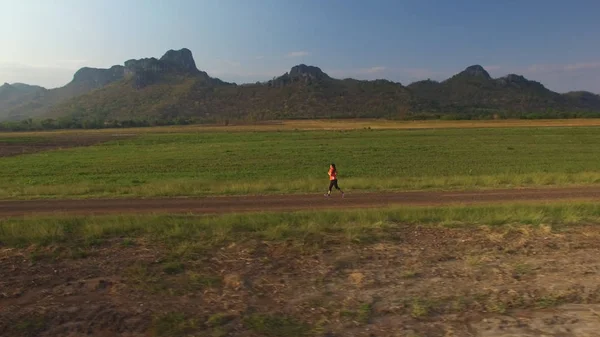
[4,121,600,337]
[1,126,600,199]
[2,202,599,248]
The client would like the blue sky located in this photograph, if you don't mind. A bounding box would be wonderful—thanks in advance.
[1,0,599,92]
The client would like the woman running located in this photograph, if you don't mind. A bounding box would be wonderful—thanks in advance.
[325,163,344,197]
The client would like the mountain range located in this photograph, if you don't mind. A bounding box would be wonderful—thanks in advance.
[1,48,600,125]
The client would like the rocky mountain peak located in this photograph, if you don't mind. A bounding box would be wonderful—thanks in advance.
[159,48,198,73]
[71,66,125,88]
[496,74,547,90]
[461,65,491,79]
[288,64,330,80]
[269,64,331,87]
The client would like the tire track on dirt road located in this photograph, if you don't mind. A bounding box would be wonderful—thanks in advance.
[1,186,600,217]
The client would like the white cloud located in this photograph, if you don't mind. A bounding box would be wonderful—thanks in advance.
[55,59,88,67]
[0,61,54,69]
[0,60,89,71]
[330,66,386,77]
[359,66,386,74]
[0,62,74,88]
[286,51,310,58]
[255,56,264,60]
[401,67,446,80]
[207,69,287,83]
[483,65,501,72]
[526,62,600,74]
[223,60,241,67]
[526,64,558,73]
[563,62,600,71]
[330,66,448,82]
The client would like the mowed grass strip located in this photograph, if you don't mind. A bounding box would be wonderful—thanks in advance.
[2,202,600,247]
[1,127,600,199]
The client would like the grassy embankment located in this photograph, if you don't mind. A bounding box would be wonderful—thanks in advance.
[3,202,600,247]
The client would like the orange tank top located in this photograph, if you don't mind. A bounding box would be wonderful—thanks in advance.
[328,168,337,180]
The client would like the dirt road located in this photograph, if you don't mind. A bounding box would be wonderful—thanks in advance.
[2,186,600,217]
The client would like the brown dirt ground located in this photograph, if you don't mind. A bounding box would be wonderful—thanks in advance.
[4,118,600,137]
[2,186,600,217]
[3,224,600,336]
[0,134,132,158]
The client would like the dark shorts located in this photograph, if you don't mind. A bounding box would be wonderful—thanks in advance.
[328,179,340,190]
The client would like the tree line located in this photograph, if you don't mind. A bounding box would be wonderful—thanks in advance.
[1,110,600,132]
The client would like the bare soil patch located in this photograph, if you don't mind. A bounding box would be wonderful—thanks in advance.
[0,134,132,158]
[2,224,600,336]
